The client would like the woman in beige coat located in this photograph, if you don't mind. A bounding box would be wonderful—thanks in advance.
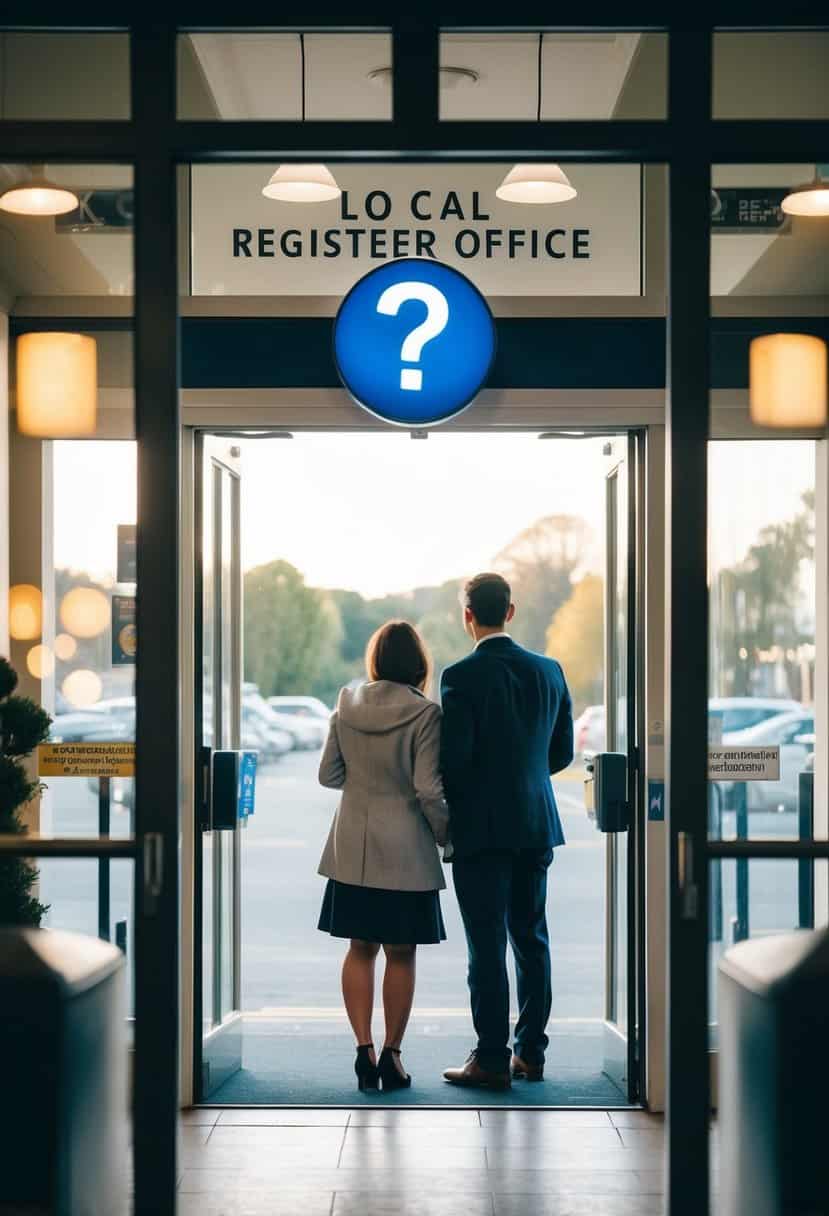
[317,621,449,1092]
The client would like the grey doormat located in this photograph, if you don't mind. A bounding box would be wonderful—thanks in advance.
[208,1026,627,1107]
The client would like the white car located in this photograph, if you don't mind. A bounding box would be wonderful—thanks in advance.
[267,697,331,747]
[721,709,815,814]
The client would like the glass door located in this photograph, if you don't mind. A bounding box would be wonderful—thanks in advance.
[603,435,641,1099]
[195,435,244,1099]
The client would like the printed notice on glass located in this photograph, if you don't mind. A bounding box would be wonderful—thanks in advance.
[39,742,136,778]
[708,746,780,782]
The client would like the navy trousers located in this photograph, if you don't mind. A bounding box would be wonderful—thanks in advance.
[452,847,553,1072]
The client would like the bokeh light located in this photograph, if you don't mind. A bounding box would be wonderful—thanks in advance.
[61,668,103,708]
[54,633,78,661]
[59,586,110,638]
[9,584,42,640]
[26,644,55,679]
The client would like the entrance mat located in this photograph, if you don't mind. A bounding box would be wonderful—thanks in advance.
[209,1029,627,1107]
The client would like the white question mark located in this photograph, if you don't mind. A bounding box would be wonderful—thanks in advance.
[376,281,450,391]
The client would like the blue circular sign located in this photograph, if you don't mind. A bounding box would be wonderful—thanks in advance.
[333,258,496,427]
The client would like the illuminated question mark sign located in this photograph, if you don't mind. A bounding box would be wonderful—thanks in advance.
[376,281,450,391]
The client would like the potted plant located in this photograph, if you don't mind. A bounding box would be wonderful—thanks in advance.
[0,656,52,925]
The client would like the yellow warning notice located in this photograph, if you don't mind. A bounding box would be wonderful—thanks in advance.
[38,742,136,778]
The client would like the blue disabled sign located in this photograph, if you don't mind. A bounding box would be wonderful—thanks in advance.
[334,258,496,427]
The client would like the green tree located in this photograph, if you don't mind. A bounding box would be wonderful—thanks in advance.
[546,574,604,714]
[0,656,51,926]
[493,514,591,653]
[243,561,339,697]
[712,491,815,698]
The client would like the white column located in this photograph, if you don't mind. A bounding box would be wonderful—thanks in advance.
[814,438,828,926]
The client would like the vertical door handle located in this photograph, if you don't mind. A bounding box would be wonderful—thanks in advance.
[143,832,164,914]
[677,831,699,920]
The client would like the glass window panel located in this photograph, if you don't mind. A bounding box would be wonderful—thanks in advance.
[1,163,134,301]
[177,31,392,120]
[0,31,130,120]
[711,164,829,298]
[439,31,667,120]
[708,441,821,841]
[713,31,829,119]
[708,859,827,1041]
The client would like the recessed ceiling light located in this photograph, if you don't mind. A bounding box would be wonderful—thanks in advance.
[782,172,829,218]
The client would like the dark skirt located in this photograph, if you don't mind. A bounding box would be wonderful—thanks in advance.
[318,878,446,946]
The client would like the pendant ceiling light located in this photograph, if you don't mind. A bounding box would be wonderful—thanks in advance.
[263,34,341,204]
[496,33,577,206]
[0,165,79,217]
[782,167,829,218]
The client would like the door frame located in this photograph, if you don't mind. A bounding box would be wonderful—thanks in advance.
[181,420,649,1108]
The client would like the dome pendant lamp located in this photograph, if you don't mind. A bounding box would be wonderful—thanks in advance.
[263,34,341,204]
[496,33,577,205]
[782,166,829,218]
[0,164,79,217]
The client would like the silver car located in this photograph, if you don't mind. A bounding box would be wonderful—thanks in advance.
[723,710,815,814]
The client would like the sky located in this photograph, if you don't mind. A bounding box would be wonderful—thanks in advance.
[52,436,815,599]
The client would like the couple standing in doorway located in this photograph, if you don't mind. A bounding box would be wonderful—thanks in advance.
[316,572,574,1093]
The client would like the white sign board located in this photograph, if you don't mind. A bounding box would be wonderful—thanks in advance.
[708,747,781,782]
[191,163,642,297]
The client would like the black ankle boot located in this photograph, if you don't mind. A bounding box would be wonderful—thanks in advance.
[355,1044,379,1092]
[378,1047,411,1091]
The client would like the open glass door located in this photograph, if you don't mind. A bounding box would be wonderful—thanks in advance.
[603,434,641,1099]
[195,435,244,1099]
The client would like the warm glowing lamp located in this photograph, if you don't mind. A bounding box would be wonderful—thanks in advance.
[9,584,43,640]
[62,669,103,708]
[262,34,341,204]
[782,173,829,218]
[0,172,78,217]
[16,332,97,437]
[749,333,828,428]
[262,164,341,203]
[496,33,577,207]
[59,587,110,639]
[496,163,577,205]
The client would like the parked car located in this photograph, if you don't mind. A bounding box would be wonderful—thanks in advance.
[720,709,815,814]
[574,705,605,757]
[50,707,131,742]
[267,696,330,747]
[241,702,293,763]
[711,696,803,740]
[268,695,331,721]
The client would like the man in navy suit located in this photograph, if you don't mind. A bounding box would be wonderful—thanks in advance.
[440,572,573,1090]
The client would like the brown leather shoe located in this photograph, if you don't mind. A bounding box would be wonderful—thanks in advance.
[511,1054,544,1082]
[443,1052,511,1091]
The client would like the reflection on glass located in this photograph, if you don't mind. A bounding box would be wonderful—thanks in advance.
[0,32,130,120]
[440,32,667,120]
[707,859,825,1039]
[708,441,818,842]
[177,32,392,120]
[714,32,829,119]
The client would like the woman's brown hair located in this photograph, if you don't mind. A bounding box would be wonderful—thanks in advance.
[365,620,432,692]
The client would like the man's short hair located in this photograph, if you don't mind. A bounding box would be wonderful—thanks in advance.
[463,572,512,628]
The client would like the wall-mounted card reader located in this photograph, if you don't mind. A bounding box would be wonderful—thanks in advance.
[583,752,629,832]
[210,749,259,831]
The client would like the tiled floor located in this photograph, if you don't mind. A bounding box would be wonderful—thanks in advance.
[177,1106,672,1215]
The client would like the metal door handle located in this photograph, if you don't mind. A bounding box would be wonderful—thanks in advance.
[143,832,164,913]
[678,831,699,920]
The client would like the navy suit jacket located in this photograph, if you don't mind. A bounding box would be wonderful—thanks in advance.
[439,637,574,857]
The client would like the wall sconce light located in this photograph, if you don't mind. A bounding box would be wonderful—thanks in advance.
[16,332,97,437]
[749,333,828,428]
[9,584,43,640]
